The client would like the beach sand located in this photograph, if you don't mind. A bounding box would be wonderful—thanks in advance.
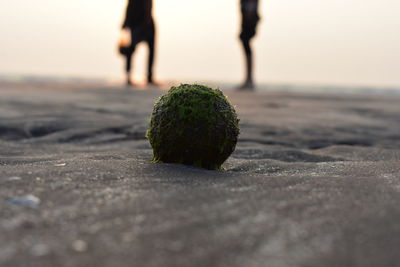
[1,82,400,267]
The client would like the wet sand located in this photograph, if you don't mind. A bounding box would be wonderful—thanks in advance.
[1,82,400,267]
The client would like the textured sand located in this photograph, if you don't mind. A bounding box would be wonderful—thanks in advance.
[1,82,400,267]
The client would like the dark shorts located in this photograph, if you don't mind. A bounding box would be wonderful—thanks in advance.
[119,22,155,56]
[240,16,259,42]
[130,22,155,46]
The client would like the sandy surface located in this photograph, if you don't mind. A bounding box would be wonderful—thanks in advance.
[1,82,400,267]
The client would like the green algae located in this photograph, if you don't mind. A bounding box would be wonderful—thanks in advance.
[146,84,240,170]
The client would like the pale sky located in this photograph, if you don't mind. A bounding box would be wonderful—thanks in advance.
[0,0,399,87]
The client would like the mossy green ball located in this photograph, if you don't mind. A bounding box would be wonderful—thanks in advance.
[147,84,240,170]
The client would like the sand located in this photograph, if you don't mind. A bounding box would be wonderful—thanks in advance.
[1,81,400,267]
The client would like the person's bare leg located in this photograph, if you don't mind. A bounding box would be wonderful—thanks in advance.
[147,40,155,85]
[238,38,254,90]
[146,25,156,85]
[125,29,142,87]
[125,48,134,86]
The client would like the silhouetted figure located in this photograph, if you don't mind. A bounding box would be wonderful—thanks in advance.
[122,0,156,86]
[238,0,260,90]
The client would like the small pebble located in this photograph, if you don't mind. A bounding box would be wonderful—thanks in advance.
[6,195,41,208]
[122,232,135,243]
[72,240,88,252]
[54,163,67,167]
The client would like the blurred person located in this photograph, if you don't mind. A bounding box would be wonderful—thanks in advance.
[238,0,260,90]
[121,0,156,86]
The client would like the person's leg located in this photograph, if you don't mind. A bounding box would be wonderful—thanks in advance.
[238,37,254,90]
[125,51,133,86]
[125,28,143,86]
[146,23,156,84]
[238,16,258,90]
[242,38,254,87]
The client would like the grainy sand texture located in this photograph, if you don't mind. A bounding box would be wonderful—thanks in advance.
[1,82,400,267]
